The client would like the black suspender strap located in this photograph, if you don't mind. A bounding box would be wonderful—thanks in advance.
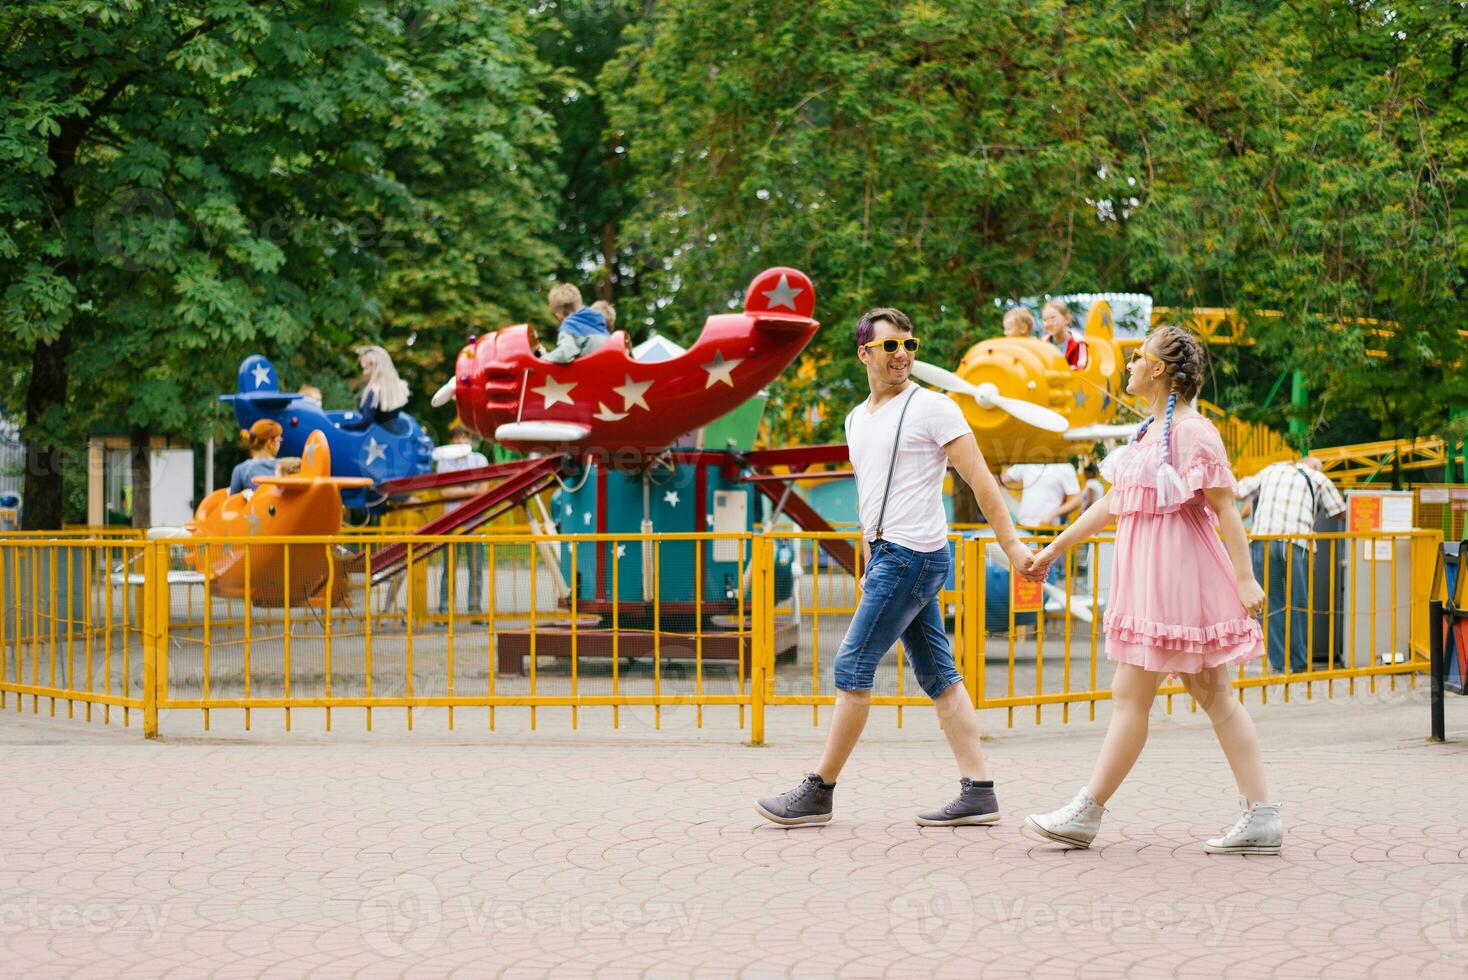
[873,386,919,542]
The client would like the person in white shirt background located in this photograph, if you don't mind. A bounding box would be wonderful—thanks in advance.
[434,426,490,615]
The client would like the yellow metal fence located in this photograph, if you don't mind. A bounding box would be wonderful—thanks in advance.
[0,527,1441,740]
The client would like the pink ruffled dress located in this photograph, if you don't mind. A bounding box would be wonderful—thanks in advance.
[1103,415,1263,674]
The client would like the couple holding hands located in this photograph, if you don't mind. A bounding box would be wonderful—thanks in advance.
[755,308,1281,857]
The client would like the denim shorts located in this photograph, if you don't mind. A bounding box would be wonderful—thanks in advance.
[833,539,963,700]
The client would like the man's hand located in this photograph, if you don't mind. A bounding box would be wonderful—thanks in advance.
[1005,540,1044,581]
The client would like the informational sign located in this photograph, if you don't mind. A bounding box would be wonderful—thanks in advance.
[1420,487,1450,505]
[1348,490,1413,561]
[1012,576,1043,613]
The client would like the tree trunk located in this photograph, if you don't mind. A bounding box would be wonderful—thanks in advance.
[599,221,617,301]
[130,427,151,530]
[20,336,71,530]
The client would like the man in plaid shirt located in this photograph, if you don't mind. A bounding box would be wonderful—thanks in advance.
[1235,456,1346,672]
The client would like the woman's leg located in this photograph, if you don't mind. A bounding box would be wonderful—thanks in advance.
[1087,664,1165,805]
[1180,666,1269,803]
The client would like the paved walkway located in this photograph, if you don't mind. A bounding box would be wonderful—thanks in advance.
[3,690,1467,978]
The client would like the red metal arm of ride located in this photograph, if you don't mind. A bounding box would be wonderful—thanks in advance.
[739,444,858,576]
[368,456,564,583]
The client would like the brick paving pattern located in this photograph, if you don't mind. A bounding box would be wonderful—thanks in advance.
[2,690,1466,978]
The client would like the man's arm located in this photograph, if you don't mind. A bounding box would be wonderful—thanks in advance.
[1047,492,1083,525]
[944,433,1036,576]
[1315,473,1347,518]
[1235,473,1261,501]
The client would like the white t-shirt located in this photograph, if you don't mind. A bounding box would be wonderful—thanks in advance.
[845,385,970,553]
[435,450,490,513]
[1007,463,1081,526]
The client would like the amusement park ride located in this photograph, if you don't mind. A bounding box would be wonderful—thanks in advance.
[189,270,1310,663]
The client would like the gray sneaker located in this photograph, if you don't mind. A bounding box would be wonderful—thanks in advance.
[916,778,1000,826]
[755,774,834,826]
[1204,796,1283,855]
[1024,787,1106,848]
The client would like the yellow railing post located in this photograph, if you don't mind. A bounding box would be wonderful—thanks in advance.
[142,541,159,739]
[964,537,981,706]
[750,535,768,747]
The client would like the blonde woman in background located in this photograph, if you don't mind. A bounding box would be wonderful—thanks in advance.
[343,345,410,431]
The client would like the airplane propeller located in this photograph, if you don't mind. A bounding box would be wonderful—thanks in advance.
[430,378,457,408]
[911,361,1070,433]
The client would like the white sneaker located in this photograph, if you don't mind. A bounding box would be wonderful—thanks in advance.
[1204,796,1283,855]
[1024,787,1106,848]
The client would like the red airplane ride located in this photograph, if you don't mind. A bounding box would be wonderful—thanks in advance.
[431,267,819,461]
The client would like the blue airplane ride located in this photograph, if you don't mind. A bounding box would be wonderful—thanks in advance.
[220,354,433,510]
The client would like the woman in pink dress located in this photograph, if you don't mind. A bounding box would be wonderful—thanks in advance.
[1021,326,1281,855]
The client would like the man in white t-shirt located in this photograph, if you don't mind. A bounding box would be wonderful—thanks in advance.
[1002,463,1082,527]
[435,427,491,614]
[756,307,1041,829]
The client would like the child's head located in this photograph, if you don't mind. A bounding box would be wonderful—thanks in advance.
[1002,307,1034,338]
[548,283,584,322]
[298,385,323,407]
[240,419,283,454]
[590,299,616,330]
[275,457,302,476]
[1040,300,1072,340]
[449,425,473,446]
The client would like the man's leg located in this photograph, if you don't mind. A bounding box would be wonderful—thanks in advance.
[467,541,484,612]
[756,542,921,825]
[1258,541,1290,672]
[1287,544,1311,673]
[437,547,452,614]
[814,690,872,783]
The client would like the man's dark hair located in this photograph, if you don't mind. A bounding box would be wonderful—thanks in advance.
[855,307,914,348]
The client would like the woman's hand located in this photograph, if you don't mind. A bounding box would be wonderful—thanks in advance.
[1006,540,1043,581]
[1237,577,1266,618]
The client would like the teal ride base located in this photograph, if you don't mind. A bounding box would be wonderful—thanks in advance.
[551,453,792,627]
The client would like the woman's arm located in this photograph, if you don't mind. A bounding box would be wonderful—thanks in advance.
[1031,490,1113,573]
[1203,485,1265,616]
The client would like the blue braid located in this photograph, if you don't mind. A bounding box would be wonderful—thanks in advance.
[1132,416,1155,444]
[1160,392,1178,470]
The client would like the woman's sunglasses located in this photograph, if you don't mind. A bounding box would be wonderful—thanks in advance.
[860,338,921,354]
[1129,348,1162,365]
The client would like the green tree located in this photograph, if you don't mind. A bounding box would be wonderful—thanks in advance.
[1,0,563,527]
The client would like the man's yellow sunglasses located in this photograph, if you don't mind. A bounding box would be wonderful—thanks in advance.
[861,337,921,354]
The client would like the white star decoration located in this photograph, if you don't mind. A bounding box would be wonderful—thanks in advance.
[663,491,680,507]
[701,351,744,388]
[251,363,272,388]
[245,510,262,535]
[582,512,592,526]
[303,441,319,464]
[593,402,629,422]
[532,376,576,409]
[615,544,626,558]
[564,503,573,516]
[364,438,386,465]
[760,273,802,311]
[612,375,652,411]
[1074,390,1088,407]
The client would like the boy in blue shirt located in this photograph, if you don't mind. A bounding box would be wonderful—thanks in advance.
[542,283,609,364]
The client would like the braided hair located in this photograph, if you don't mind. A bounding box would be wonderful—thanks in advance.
[1127,326,1206,503]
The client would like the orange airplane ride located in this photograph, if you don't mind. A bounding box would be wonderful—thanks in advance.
[187,431,372,607]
